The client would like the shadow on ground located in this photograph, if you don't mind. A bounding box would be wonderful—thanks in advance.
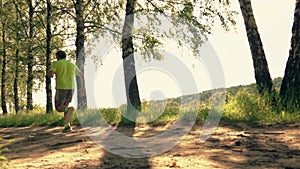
[0,122,299,168]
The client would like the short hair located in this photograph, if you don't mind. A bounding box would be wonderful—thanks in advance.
[56,50,66,59]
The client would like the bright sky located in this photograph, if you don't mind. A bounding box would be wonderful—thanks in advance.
[209,0,294,86]
[34,0,295,108]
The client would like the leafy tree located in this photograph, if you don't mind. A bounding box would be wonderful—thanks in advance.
[116,0,236,124]
[0,0,25,113]
[23,0,52,111]
[0,0,28,113]
[0,0,64,113]
[0,0,236,115]
[53,0,122,109]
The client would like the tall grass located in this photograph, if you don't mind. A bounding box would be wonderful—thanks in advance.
[0,89,299,128]
[223,89,300,123]
[0,107,64,127]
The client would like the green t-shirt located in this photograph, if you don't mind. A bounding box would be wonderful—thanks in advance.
[50,59,80,89]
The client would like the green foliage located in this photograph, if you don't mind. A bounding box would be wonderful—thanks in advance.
[76,109,103,126]
[0,78,299,127]
[0,107,123,127]
[138,99,180,125]
[224,90,267,121]
[196,108,210,122]
[223,89,300,123]
[279,87,300,113]
[100,108,122,125]
[74,108,122,126]
[0,110,63,127]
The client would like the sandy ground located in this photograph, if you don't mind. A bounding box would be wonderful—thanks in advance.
[0,122,300,169]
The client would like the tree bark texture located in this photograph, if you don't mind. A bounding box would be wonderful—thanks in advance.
[75,0,87,109]
[1,5,8,114]
[13,2,20,114]
[280,0,300,108]
[26,0,34,111]
[122,0,141,122]
[46,0,53,113]
[14,45,20,114]
[238,0,274,95]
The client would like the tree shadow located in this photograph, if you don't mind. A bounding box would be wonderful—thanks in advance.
[1,122,299,168]
[0,126,88,161]
[199,122,300,168]
[76,123,151,169]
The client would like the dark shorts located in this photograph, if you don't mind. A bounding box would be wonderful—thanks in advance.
[55,89,74,109]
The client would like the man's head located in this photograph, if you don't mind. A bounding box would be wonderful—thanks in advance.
[56,50,66,60]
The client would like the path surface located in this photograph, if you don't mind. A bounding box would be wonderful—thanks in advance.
[0,123,300,169]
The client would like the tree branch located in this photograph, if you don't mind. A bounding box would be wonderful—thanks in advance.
[52,6,76,19]
[84,23,122,36]
[84,1,98,21]
[145,0,165,14]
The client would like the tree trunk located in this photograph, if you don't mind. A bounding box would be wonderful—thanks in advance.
[14,4,20,114]
[75,0,87,109]
[45,0,53,114]
[121,0,141,124]
[12,0,22,114]
[14,46,20,114]
[238,0,274,95]
[1,6,8,114]
[26,0,34,111]
[280,0,300,108]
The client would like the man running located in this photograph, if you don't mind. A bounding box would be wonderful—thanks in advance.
[48,50,85,132]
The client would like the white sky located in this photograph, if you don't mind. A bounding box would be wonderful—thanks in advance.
[34,0,296,108]
[209,0,294,86]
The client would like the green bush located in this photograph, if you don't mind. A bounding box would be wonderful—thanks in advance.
[196,108,210,122]
[100,108,122,125]
[224,90,272,122]
[222,89,300,123]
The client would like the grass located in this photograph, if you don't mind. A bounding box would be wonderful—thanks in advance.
[222,89,300,124]
[0,94,299,128]
[0,84,299,128]
[0,111,64,127]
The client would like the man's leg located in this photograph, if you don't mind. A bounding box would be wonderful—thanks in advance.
[55,90,74,131]
[55,90,67,112]
[63,89,74,128]
[64,105,74,127]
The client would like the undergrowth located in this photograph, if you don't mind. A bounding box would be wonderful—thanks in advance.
[0,90,299,128]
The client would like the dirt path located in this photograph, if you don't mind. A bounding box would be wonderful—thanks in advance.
[0,123,299,169]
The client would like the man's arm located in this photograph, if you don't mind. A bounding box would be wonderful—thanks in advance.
[48,62,56,78]
[47,70,54,78]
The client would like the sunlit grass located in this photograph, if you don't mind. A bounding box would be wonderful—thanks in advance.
[222,89,300,124]
[0,88,300,128]
[0,110,64,127]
